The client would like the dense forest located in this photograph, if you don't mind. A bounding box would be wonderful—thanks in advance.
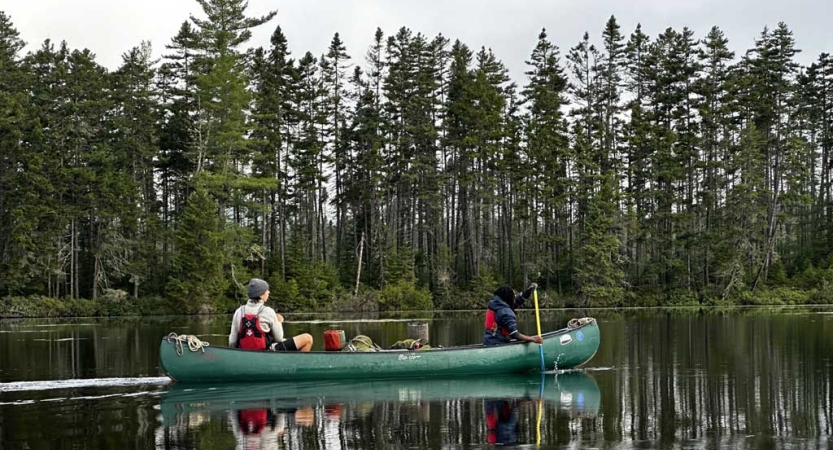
[1,0,832,314]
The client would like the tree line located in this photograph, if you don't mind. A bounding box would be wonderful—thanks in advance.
[1,1,832,313]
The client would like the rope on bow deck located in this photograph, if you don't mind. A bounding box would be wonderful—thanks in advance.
[166,332,210,355]
[567,317,595,329]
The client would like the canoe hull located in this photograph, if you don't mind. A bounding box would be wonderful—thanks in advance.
[159,319,599,382]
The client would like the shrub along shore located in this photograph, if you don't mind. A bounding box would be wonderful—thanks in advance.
[2,285,831,318]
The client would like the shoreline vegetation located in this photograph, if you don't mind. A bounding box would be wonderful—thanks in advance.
[2,0,833,316]
[2,284,831,318]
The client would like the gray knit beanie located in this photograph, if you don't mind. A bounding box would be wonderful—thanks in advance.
[247,278,269,300]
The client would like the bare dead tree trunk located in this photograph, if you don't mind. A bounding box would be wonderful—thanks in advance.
[354,233,365,297]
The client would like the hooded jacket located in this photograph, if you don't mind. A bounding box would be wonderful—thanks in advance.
[483,290,529,346]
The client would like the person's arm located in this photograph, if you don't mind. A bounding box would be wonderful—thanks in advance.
[498,305,542,344]
[516,333,543,344]
[515,283,538,307]
[228,307,241,347]
[263,308,285,343]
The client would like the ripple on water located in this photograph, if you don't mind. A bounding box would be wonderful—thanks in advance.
[0,377,171,393]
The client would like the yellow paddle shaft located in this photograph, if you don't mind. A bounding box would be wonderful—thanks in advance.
[533,289,543,339]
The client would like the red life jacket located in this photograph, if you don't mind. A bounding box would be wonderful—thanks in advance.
[487,409,498,444]
[237,409,268,435]
[237,305,267,350]
[484,308,511,337]
[486,401,514,444]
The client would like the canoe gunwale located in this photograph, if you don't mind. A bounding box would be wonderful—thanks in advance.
[160,318,597,355]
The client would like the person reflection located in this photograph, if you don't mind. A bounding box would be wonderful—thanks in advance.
[230,408,283,450]
[485,399,520,446]
[230,406,317,450]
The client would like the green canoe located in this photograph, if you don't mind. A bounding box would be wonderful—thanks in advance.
[159,318,599,382]
[159,372,601,422]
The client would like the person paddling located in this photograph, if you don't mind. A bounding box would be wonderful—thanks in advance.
[228,278,313,352]
[483,284,543,346]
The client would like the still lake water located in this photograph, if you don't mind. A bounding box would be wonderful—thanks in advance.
[1,307,832,449]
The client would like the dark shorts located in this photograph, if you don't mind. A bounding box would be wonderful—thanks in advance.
[273,337,298,352]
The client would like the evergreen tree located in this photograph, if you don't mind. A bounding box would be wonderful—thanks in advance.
[157,21,200,235]
[322,33,352,275]
[250,26,296,279]
[188,0,276,216]
[622,24,652,286]
[111,41,162,296]
[742,23,800,289]
[3,9,833,310]
[523,28,570,291]
[0,12,31,294]
[167,187,227,311]
[695,26,735,291]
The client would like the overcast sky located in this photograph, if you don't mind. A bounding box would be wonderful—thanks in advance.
[4,0,830,83]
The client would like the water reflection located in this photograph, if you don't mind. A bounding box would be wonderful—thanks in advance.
[158,372,600,449]
[2,308,833,448]
[485,399,523,445]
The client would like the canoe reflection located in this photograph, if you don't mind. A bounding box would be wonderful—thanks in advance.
[159,372,600,448]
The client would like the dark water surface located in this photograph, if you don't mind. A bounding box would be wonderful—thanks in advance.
[1,307,832,449]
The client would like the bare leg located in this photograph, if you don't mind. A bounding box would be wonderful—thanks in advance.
[293,333,313,352]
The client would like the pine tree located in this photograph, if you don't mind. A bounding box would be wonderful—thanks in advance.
[444,39,475,286]
[565,27,626,305]
[250,26,296,279]
[188,0,276,217]
[167,187,227,311]
[291,51,328,263]
[743,23,800,289]
[0,12,31,294]
[157,21,200,236]
[622,24,652,286]
[347,27,387,289]
[695,26,735,291]
[111,41,162,296]
[322,33,352,275]
[523,28,570,291]
[599,16,625,173]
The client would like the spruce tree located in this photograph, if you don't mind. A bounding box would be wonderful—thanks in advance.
[167,187,227,311]
[322,33,352,275]
[0,12,30,294]
[111,42,162,296]
[522,28,570,291]
[695,26,735,290]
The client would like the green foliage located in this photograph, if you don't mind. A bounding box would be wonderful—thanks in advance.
[270,261,340,312]
[166,188,228,312]
[808,281,833,304]
[469,267,499,301]
[665,289,701,307]
[4,10,833,314]
[98,289,135,316]
[382,247,416,285]
[733,288,811,306]
[378,280,434,311]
